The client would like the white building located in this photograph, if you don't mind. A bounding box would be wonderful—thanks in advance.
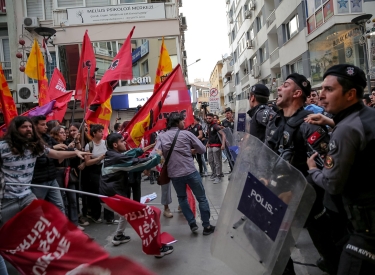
[223,0,375,107]
[3,0,188,124]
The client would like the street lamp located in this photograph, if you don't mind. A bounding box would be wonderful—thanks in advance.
[351,14,373,91]
[187,59,201,67]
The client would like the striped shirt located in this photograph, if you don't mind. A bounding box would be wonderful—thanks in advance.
[0,141,49,199]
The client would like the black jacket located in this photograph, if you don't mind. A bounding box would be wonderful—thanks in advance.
[248,104,275,142]
[32,134,57,183]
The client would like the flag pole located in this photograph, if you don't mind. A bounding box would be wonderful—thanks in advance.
[70,98,77,124]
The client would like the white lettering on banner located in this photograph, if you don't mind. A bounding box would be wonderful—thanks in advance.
[127,76,152,85]
[55,79,66,93]
[67,3,165,26]
[249,189,274,215]
[346,244,375,260]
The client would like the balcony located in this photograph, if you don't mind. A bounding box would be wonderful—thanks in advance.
[1,61,11,81]
[266,10,275,28]
[222,60,233,77]
[223,80,235,96]
[240,75,249,87]
[270,47,279,64]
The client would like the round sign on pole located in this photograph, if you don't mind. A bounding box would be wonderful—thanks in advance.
[210,88,218,97]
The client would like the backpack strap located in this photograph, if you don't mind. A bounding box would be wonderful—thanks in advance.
[88,141,94,153]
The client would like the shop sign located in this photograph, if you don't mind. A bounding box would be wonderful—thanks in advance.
[332,28,361,47]
[126,76,152,85]
[67,3,165,26]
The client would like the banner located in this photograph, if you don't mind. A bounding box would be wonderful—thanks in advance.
[46,91,74,122]
[48,68,67,100]
[75,30,96,109]
[154,37,172,92]
[0,200,155,275]
[125,65,193,148]
[0,63,17,126]
[90,27,135,106]
[85,93,113,139]
[101,195,176,256]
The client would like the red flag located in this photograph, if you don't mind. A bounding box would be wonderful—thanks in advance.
[0,200,154,275]
[124,65,194,148]
[46,91,73,122]
[75,30,96,109]
[186,185,196,217]
[90,27,134,106]
[0,63,17,126]
[48,68,67,100]
[101,195,176,256]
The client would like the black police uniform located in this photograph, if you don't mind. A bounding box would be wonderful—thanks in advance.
[247,84,275,142]
[188,124,204,174]
[264,73,340,275]
[309,64,375,275]
[220,118,234,132]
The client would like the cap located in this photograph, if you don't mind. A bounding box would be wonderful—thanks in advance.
[323,64,367,89]
[250,84,270,97]
[286,73,311,97]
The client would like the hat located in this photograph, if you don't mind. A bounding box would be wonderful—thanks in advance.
[250,84,270,97]
[286,73,311,97]
[323,64,367,89]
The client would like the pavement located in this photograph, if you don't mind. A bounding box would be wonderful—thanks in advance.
[6,161,326,275]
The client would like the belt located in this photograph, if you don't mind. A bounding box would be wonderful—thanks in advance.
[346,205,375,234]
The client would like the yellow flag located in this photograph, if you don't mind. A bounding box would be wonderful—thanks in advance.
[154,37,172,92]
[25,39,45,80]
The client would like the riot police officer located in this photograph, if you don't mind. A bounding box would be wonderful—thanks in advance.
[307,64,375,275]
[220,108,234,132]
[247,84,275,142]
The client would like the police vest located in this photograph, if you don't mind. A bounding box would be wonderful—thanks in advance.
[208,123,222,146]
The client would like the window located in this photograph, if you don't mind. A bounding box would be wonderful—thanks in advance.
[235,72,239,86]
[260,44,268,63]
[236,8,243,29]
[247,26,254,40]
[26,0,53,20]
[0,29,11,81]
[86,0,111,7]
[57,0,84,8]
[238,34,246,54]
[121,0,147,3]
[290,60,303,75]
[256,15,263,31]
[286,15,299,40]
[141,60,149,75]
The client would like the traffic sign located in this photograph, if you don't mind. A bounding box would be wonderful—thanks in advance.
[209,88,221,112]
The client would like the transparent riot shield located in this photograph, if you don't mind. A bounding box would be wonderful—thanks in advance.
[234,99,250,141]
[211,134,316,275]
[218,127,237,168]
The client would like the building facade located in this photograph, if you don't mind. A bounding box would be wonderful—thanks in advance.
[209,60,224,113]
[2,0,188,126]
[223,0,375,107]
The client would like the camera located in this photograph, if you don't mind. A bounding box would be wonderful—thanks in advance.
[200,102,209,109]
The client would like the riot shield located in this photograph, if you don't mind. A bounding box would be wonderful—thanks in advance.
[234,99,251,140]
[218,127,237,169]
[211,134,316,275]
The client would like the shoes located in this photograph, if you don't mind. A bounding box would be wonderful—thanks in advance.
[87,215,102,224]
[219,173,225,177]
[78,216,89,226]
[210,174,216,180]
[112,234,131,246]
[77,225,85,231]
[163,209,173,218]
[213,177,222,184]
[223,159,228,163]
[106,219,119,224]
[144,176,150,180]
[177,206,182,213]
[204,171,209,176]
[190,222,198,232]
[155,245,174,258]
[203,225,215,235]
[150,180,155,185]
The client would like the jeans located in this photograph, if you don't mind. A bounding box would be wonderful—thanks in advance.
[101,203,127,236]
[127,172,142,202]
[0,193,36,226]
[0,256,7,275]
[201,154,208,173]
[161,182,172,205]
[207,146,222,177]
[195,153,203,174]
[171,171,211,228]
[31,179,65,213]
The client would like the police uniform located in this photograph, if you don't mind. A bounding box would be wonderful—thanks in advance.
[220,118,234,132]
[247,84,275,142]
[308,65,375,274]
[264,73,339,275]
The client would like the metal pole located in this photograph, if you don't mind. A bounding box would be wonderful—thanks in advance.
[70,98,77,124]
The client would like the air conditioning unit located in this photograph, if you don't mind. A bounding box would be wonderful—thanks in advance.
[246,40,253,49]
[17,84,38,103]
[23,17,39,29]
[250,1,256,10]
[180,16,187,30]
[254,65,260,77]
[245,10,251,19]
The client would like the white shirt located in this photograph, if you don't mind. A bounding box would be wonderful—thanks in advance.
[85,140,107,164]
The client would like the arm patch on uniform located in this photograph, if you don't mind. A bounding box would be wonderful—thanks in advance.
[307,128,326,145]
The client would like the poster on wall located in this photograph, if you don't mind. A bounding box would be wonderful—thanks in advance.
[337,0,350,13]
[351,0,362,13]
[307,15,316,34]
[315,9,323,27]
[323,0,334,21]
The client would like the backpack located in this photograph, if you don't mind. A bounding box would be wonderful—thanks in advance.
[88,140,108,153]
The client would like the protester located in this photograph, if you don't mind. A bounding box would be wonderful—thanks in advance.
[46,119,59,134]
[0,116,89,274]
[206,113,226,184]
[306,64,375,275]
[30,115,65,213]
[371,87,375,107]
[305,90,324,114]
[50,125,83,230]
[84,124,114,224]
[155,113,215,235]
[99,133,172,256]
[113,122,121,133]
[220,107,234,132]
[362,94,372,107]
[247,84,275,142]
[188,116,205,177]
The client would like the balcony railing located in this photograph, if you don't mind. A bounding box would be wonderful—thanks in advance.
[270,47,279,64]
[266,9,276,28]
[240,75,249,86]
[1,62,11,80]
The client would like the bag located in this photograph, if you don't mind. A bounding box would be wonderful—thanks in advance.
[157,130,180,186]
[64,167,79,188]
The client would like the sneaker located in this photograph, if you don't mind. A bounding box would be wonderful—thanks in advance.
[78,216,89,226]
[155,245,174,258]
[112,234,131,246]
[87,216,102,224]
[177,205,182,213]
[203,225,215,235]
[213,177,222,184]
[106,219,119,224]
[210,174,216,180]
[190,222,198,232]
[204,171,209,176]
[77,225,85,231]
[163,209,173,218]
[219,173,225,177]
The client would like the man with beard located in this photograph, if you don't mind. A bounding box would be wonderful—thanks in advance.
[264,74,339,275]
[220,108,235,132]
